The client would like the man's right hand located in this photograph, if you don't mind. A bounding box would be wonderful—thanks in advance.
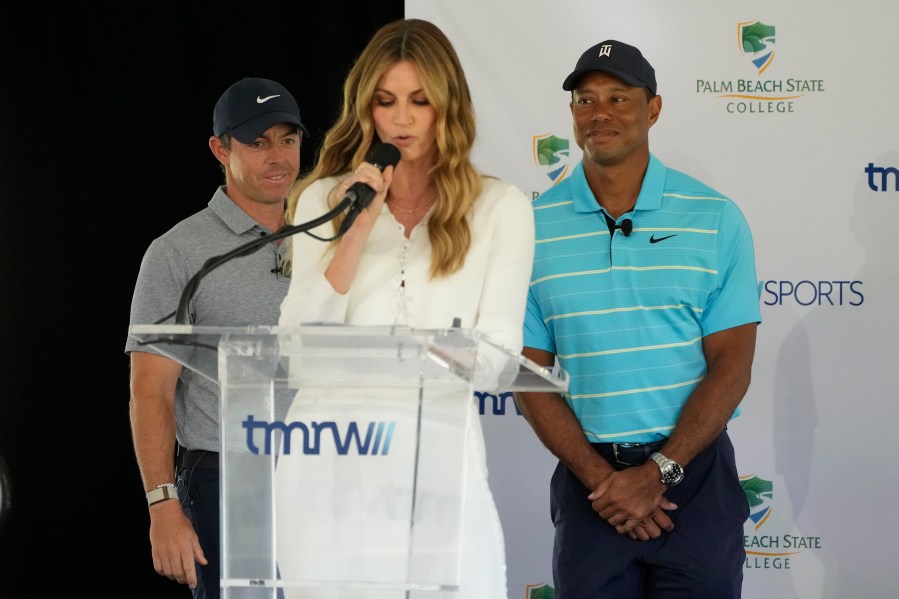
[149,499,207,589]
[588,465,677,540]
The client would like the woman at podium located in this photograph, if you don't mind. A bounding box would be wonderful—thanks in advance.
[276,18,534,599]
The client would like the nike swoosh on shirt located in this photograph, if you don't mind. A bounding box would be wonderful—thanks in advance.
[257,95,280,103]
[649,234,677,244]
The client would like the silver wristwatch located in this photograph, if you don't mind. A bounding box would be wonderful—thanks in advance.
[649,452,684,486]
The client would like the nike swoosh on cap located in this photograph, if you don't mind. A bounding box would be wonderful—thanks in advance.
[257,95,281,103]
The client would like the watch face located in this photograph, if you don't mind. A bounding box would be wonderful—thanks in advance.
[650,452,684,486]
[663,463,684,485]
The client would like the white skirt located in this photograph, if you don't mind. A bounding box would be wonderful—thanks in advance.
[273,392,508,599]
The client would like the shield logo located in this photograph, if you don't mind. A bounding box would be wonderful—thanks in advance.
[532,133,571,186]
[740,474,774,530]
[737,20,776,75]
[526,582,555,598]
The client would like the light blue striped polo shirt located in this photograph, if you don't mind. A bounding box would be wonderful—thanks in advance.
[524,154,761,443]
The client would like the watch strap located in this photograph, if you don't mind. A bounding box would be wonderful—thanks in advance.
[649,451,668,469]
[146,483,178,506]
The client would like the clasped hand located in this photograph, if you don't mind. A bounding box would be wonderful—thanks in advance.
[587,465,677,541]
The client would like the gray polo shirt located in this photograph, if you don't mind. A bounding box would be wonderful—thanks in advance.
[125,186,291,451]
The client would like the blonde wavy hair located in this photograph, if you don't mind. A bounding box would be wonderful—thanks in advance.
[284,18,482,278]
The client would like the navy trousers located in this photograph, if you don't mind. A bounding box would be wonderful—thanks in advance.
[550,431,748,598]
[178,463,219,599]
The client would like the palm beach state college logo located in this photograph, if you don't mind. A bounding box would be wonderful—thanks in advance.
[696,20,826,114]
[740,473,822,570]
[532,133,571,186]
[739,20,776,74]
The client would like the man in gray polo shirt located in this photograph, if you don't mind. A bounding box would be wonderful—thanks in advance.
[125,77,308,599]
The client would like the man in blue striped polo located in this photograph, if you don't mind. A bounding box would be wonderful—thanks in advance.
[516,40,761,598]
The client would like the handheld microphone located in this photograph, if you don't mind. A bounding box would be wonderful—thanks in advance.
[338,143,401,235]
[172,142,400,324]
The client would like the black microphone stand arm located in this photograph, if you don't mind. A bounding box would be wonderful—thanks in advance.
[174,197,353,324]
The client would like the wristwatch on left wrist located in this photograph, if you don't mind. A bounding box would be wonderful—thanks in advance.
[146,482,179,506]
[649,452,684,486]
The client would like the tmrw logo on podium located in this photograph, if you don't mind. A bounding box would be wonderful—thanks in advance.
[242,415,395,456]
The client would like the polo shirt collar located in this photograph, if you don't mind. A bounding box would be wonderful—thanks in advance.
[208,186,268,235]
[634,154,665,211]
[571,153,666,214]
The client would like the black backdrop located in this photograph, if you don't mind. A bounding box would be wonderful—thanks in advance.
[0,3,404,593]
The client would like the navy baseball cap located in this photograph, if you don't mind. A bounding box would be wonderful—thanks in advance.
[562,40,657,94]
[212,77,309,143]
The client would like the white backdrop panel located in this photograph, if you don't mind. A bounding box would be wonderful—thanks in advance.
[407,2,899,597]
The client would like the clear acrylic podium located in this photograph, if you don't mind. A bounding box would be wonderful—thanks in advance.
[128,324,568,598]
